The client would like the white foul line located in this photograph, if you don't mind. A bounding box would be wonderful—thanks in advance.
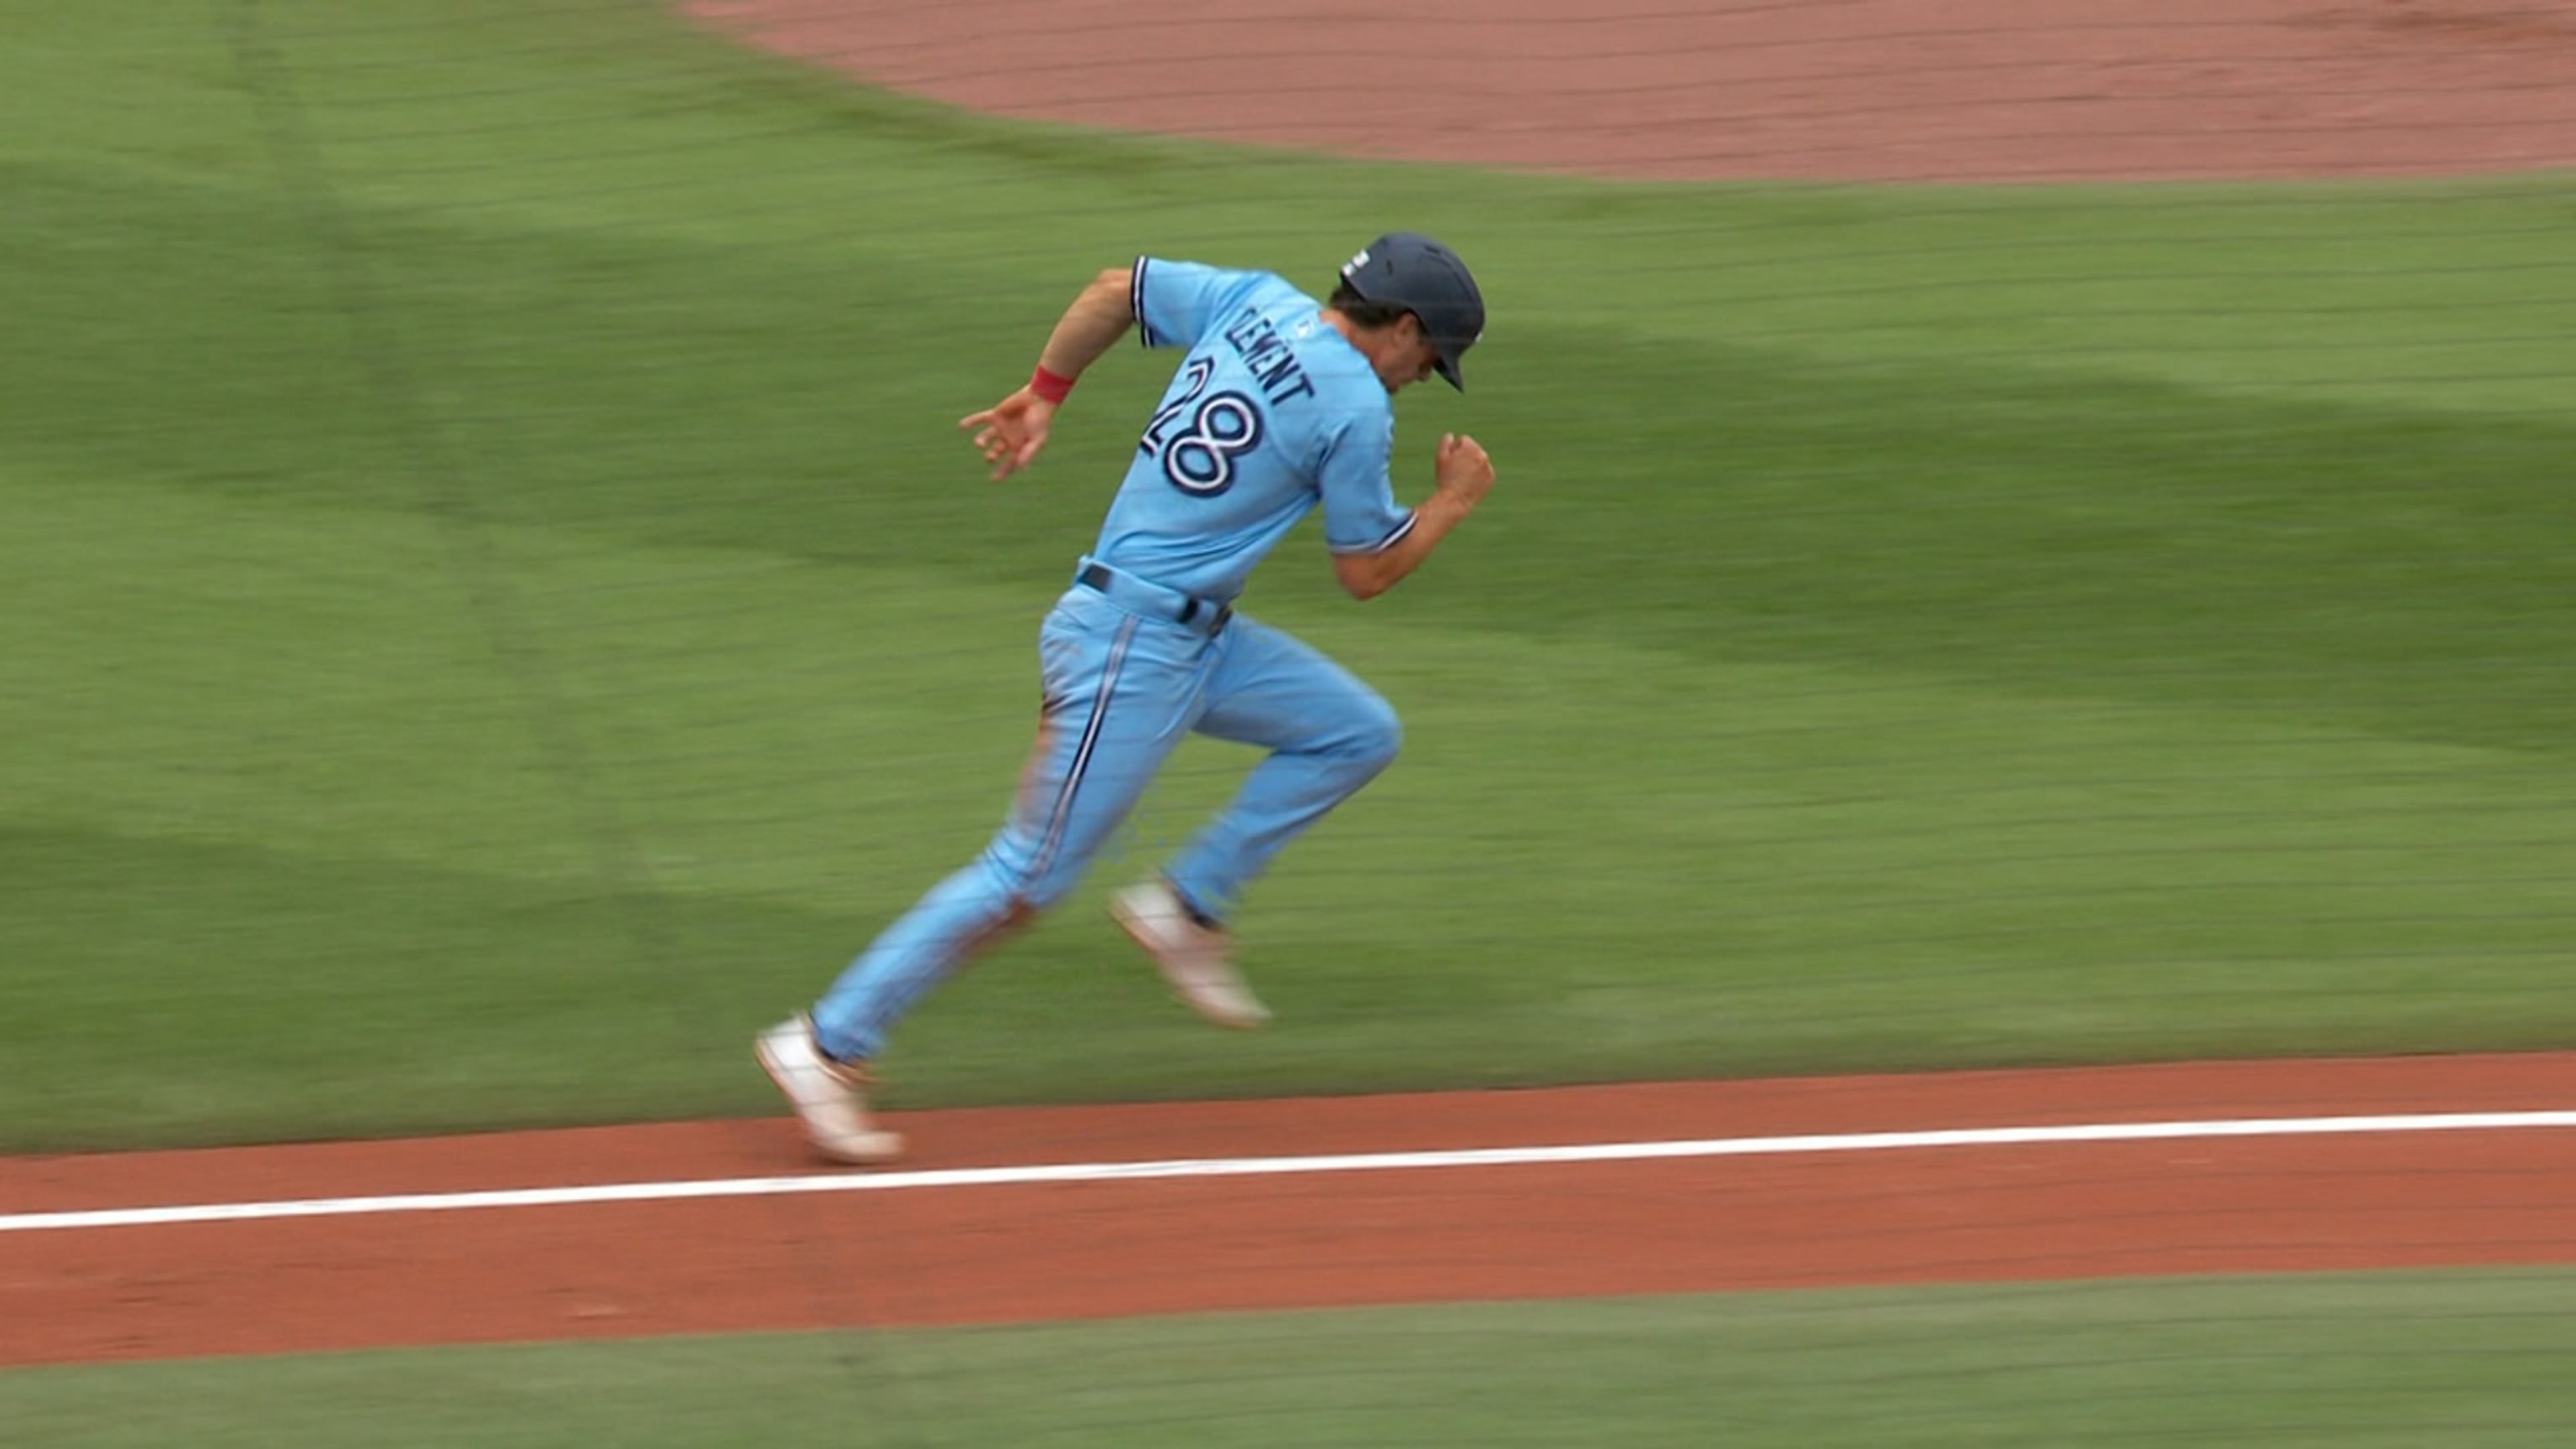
[6,1109,2573,1236]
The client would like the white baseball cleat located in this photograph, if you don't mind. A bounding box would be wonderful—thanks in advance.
[1112,879,1271,1030]
[754,1015,906,1165]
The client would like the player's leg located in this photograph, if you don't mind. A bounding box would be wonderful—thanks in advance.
[1156,615,1402,923]
[807,597,1204,1064]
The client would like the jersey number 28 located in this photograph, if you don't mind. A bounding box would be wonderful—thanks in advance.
[1140,359,1265,497]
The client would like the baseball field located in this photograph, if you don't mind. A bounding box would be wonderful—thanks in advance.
[5,0,2574,1442]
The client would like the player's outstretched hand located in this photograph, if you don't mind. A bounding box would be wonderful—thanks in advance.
[1433,433,1494,509]
[958,389,1058,481]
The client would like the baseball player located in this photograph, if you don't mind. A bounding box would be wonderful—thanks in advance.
[757,233,1494,1163]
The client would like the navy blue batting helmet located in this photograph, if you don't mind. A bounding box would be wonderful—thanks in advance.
[1338,233,1485,390]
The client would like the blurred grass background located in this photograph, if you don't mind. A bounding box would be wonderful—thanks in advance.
[3,0,2572,1156]
[8,1271,2575,1447]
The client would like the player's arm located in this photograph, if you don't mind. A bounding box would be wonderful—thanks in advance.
[1034,266,1143,384]
[959,265,1139,481]
[1332,434,1495,601]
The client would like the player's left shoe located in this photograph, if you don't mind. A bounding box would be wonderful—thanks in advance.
[755,1015,906,1165]
[1112,879,1271,1030]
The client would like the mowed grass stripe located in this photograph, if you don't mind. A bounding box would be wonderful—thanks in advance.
[2,0,2571,1149]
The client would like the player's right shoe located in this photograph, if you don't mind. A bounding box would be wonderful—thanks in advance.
[755,1015,906,1165]
[1112,879,1271,1030]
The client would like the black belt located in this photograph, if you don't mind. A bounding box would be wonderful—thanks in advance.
[1077,561,1232,634]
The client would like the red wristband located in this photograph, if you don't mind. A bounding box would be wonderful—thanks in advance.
[1030,365,1077,405]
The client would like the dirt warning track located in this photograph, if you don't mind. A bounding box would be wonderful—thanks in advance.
[685,0,2576,183]
[7,1053,2573,1365]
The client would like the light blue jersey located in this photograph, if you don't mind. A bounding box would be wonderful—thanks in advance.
[1090,258,1415,603]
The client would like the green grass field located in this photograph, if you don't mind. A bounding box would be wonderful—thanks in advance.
[3,3,2573,1438]
[7,1273,2574,1447]
[5,0,2569,1151]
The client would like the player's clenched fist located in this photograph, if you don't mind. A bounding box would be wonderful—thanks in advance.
[1434,433,1494,508]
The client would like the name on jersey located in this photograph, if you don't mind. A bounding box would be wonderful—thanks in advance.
[1221,307,1319,406]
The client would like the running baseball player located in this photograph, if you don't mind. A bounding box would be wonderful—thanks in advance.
[757,233,1494,1163]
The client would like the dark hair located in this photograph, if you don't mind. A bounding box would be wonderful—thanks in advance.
[1327,280,1415,331]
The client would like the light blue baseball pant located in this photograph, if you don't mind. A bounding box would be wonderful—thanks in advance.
[807,564,1401,1062]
